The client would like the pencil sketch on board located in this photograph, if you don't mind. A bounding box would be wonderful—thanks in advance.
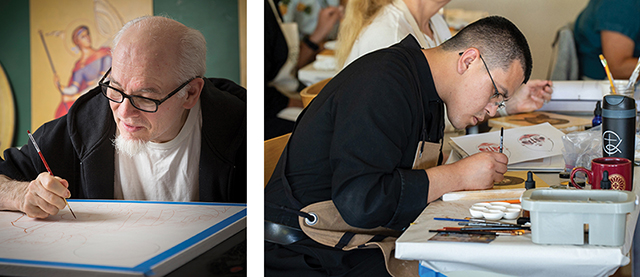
[0,200,246,276]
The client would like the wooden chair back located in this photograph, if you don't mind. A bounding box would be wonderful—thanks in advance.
[300,78,331,108]
[264,133,291,187]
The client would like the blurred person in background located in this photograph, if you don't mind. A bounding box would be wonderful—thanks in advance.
[336,0,553,120]
[574,0,640,80]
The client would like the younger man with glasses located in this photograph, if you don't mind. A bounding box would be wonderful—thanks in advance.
[0,16,246,218]
[265,16,531,276]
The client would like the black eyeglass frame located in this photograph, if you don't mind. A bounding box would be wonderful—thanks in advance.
[98,67,201,113]
[459,52,508,109]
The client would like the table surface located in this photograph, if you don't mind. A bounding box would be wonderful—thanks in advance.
[395,168,640,277]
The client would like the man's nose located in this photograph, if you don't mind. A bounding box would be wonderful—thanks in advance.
[486,102,499,117]
[117,98,140,116]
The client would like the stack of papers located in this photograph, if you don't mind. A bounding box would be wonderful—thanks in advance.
[449,123,565,171]
[537,80,640,114]
[536,80,606,115]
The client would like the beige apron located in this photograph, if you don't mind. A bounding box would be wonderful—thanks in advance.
[298,141,442,277]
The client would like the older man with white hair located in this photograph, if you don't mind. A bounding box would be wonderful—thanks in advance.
[0,16,246,218]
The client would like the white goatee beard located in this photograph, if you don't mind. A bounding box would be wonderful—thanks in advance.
[113,135,150,157]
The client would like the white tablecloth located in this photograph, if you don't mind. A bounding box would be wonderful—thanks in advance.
[395,168,640,277]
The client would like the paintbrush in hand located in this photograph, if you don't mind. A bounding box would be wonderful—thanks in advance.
[27,130,76,219]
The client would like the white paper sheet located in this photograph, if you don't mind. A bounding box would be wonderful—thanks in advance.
[549,80,607,100]
[450,123,565,164]
[508,154,565,172]
[539,80,640,114]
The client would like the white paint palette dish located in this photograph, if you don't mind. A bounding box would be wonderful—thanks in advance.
[469,202,522,220]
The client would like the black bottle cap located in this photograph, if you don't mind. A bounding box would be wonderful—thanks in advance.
[601,170,611,190]
[594,100,602,116]
[525,171,536,189]
[603,95,636,110]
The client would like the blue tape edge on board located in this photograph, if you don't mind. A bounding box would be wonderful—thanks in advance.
[132,208,247,273]
[0,258,141,274]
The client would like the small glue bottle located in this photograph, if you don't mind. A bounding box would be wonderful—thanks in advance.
[592,100,602,127]
[600,171,611,190]
[522,171,536,218]
[525,171,536,190]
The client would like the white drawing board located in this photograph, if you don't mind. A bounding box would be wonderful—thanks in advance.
[0,200,246,276]
[450,123,565,164]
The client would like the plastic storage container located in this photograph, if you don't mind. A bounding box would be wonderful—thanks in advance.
[521,188,637,246]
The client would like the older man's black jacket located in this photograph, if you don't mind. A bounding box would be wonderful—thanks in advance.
[0,78,246,203]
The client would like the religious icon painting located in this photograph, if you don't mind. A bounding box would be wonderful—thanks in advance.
[450,123,565,165]
[29,0,151,128]
[477,142,511,158]
[518,134,554,152]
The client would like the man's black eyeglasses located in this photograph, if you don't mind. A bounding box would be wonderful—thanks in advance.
[98,67,200,113]
[459,52,508,109]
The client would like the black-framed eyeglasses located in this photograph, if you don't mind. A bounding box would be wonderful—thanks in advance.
[478,54,507,109]
[98,67,200,113]
[459,52,508,109]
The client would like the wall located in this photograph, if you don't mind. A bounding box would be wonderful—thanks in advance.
[0,0,242,148]
[446,0,589,81]
[0,1,30,149]
[154,0,241,82]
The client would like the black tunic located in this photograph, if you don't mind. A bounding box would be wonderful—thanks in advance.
[265,35,445,276]
[265,35,445,231]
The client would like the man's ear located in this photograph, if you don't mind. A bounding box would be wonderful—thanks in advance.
[457,48,480,75]
[183,78,205,109]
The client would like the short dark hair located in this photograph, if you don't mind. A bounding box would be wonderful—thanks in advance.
[441,16,532,84]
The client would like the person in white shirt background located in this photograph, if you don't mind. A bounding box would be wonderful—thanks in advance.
[336,0,553,124]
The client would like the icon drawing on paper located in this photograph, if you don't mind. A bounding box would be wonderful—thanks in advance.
[477,142,511,158]
[518,134,554,152]
[449,123,565,165]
